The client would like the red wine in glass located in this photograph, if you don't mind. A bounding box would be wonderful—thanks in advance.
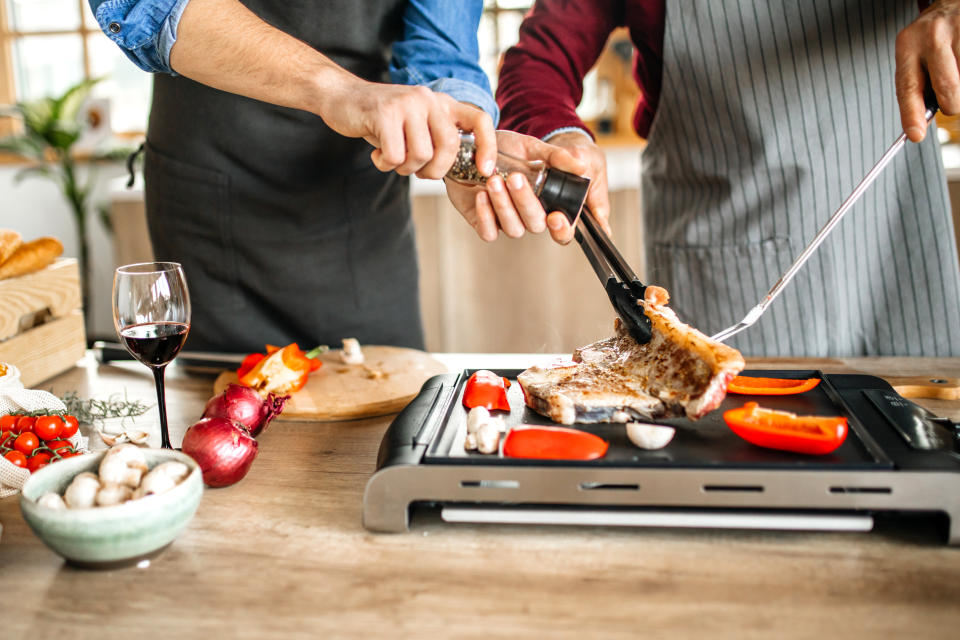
[119,322,190,366]
[113,263,191,449]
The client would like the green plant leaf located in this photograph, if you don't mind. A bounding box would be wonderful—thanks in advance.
[0,135,44,160]
[54,77,103,124]
[13,164,53,184]
[18,99,55,138]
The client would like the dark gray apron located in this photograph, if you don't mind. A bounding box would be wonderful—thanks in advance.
[643,0,960,357]
[144,0,423,353]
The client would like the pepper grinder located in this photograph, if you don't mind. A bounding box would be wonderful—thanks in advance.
[446,132,591,222]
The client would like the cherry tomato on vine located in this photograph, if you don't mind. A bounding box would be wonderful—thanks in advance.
[34,415,63,441]
[14,416,36,434]
[61,415,79,438]
[13,432,40,455]
[4,450,27,468]
[27,451,52,472]
[0,430,14,447]
[47,440,73,452]
[0,414,19,431]
[59,449,81,459]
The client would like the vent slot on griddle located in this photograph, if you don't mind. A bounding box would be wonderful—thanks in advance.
[702,484,765,493]
[460,480,519,489]
[579,482,640,492]
[829,486,892,494]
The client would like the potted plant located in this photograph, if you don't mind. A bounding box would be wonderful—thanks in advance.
[0,78,131,332]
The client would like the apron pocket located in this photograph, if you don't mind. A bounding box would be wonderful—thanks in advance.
[649,237,831,356]
[143,143,242,313]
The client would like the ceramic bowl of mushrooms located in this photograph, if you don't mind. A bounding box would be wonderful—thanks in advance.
[19,444,203,568]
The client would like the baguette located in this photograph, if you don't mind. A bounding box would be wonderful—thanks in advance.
[0,229,22,264]
[0,237,63,280]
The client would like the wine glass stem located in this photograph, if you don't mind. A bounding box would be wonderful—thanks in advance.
[152,365,172,449]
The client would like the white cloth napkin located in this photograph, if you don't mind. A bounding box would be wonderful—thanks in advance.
[0,364,87,498]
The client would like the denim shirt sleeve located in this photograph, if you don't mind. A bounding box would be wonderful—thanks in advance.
[88,0,190,74]
[389,0,499,126]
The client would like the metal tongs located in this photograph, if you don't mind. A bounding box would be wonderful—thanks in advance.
[573,208,653,344]
[711,91,940,343]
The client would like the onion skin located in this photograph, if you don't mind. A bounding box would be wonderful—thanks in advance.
[181,417,258,487]
[203,383,288,437]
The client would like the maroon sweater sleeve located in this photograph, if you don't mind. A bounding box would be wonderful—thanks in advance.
[497,0,665,140]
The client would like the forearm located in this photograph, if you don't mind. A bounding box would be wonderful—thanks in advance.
[497,0,620,138]
[169,0,351,118]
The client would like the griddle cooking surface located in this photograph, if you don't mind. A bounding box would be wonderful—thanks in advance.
[424,369,889,470]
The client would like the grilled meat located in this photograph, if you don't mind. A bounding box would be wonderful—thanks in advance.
[518,297,745,424]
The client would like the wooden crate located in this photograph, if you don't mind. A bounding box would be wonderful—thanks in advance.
[0,259,86,387]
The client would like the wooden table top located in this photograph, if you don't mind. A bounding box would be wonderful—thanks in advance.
[2,354,959,639]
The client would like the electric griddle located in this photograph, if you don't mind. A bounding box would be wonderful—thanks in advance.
[363,369,960,544]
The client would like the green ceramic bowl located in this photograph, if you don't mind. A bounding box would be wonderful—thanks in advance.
[20,449,203,569]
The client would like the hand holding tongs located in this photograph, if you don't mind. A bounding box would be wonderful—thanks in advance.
[573,208,653,344]
[711,91,941,343]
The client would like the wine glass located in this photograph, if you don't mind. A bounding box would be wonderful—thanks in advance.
[112,262,191,449]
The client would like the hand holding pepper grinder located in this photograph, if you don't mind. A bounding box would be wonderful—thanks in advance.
[446,132,592,224]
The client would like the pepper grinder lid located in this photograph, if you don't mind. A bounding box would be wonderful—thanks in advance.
[539,169,591,224]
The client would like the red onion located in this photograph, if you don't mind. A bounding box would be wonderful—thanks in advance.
[181,417,258,487]
[203,383,288,437]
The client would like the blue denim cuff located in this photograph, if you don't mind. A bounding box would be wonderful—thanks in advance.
[93,0,189,74]
[426,78,499,127]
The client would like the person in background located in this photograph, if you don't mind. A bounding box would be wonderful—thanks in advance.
[89,0,582,352]
[494,0,960,357]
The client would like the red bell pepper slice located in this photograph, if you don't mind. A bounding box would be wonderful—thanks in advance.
[503,425,609,460]
[723,402,848,455]
[462,370,512,411]
[728,375,821,396]
[238,343,324,394]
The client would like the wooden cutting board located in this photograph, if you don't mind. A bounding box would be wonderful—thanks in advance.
[213,346,447,422]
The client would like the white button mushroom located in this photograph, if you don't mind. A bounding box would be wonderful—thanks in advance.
[98,443,148,488]
[64,472,101,509]
[626,422,676,450]
[133,461,190,499]
[37,491,67,510]
[95,482,133,507]
[475,419,503,454]
[464,407,504,454]
[340,338,364,364]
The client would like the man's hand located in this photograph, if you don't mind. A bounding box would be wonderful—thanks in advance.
[896,0,960,142]
[321,79,497,179]
[546,131,612,237]
[445,130,588,243]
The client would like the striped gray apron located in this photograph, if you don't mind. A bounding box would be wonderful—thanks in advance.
[642,0,960,357]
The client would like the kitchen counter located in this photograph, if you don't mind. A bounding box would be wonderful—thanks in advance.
[2,354,960,639]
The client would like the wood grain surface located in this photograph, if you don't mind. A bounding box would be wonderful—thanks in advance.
[1,355,959,639]
[213,345,448,421]
[0,258,80,341]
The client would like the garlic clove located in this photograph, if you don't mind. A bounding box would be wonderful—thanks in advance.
[64,472,101,509]
[464,432,478,451]
[626,422,676,450]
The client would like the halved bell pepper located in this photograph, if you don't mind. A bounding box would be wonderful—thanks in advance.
[728,375,821,396]
[462,370,512,411]
[723,401,847,455]
[238,343,324,394]
[503,425,608,460]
